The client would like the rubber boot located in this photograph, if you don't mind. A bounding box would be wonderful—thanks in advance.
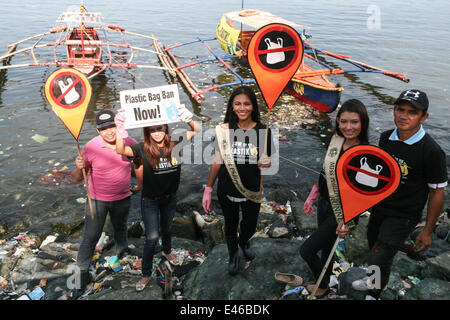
[226,236,240,276]
[228,251,240,276]
[239,241,255,261]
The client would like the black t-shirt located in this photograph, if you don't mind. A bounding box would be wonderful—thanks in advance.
[375,130,447,219]
[130,132,189,198]
[215,122,275,198]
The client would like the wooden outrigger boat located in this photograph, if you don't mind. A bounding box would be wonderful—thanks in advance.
[0,4,172,80]
[156,9,409,112]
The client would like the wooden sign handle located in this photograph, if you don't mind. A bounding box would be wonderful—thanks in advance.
[259,109,272,194]
[76,140,95,220]
[307,223,346,299]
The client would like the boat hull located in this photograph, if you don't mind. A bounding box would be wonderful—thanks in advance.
[285,78,341,113]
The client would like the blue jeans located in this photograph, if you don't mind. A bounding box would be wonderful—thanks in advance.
[141,193,177,277]
[77,197,131,271]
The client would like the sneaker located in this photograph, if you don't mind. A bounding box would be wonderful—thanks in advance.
[240,243,255,261]
[352,276,370,291]
[228,252,240,276]
[365,294,378,300]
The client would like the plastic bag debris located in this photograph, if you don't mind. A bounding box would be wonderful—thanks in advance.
[28,286,45,300]
[283,285,305,297]
[31,134,49,144]
[40,235,57,249]
[95,232,108,252]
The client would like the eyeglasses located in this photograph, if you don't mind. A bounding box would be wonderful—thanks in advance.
[148,126,165,133]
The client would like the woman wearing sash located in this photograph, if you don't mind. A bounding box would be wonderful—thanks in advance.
[300,99,369,297]
[202,86,273,276]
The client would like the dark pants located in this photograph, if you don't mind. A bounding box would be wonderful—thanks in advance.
[366,208,419,294]
[77,197,131,271]
[299,196,337,289]
[140,193,176,277]
[218,191,261,258]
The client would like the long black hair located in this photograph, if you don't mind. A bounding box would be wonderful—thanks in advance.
[223,86,260,129]
[334,99,370,144]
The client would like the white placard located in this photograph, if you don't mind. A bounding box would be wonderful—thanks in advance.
[119,84,181,129]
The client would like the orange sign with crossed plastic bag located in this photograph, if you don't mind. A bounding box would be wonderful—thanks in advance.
[337,145,401,223]
[44,68,91,140]
[248,23,303,109]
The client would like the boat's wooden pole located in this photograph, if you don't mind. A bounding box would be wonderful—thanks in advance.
[0,44,49,62]
[164,45,205,103]
[153,38,176,77]
[108,29,158,41]
[6,32,50,50]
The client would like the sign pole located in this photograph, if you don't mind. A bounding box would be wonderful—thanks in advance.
[259,108,271,194]
[307,223,346,300]
[75,140,95,220]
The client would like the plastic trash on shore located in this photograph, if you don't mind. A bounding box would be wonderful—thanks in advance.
[40,235,57,249]
[95,232,109,253]
[107,256,123,272]
[28,287,45,300]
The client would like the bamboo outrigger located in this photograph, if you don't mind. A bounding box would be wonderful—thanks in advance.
[0,4,174,80]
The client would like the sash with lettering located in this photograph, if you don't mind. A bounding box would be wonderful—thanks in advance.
[324,134,355,229]
[215,123,263,203]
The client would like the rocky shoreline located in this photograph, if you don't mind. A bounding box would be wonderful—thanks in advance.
[1,185,449,300]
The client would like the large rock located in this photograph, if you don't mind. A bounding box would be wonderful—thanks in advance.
[172,216,198,241]
[290,200,317,236]
[435,221,450,243]
[391,252,426,277]
[194,214,225,249]
[344,216,370,266]
[182,237,312,300]
[176,192,204,214]
[85,274,163,300]
[403,278,450,300]
[422,251,450,281]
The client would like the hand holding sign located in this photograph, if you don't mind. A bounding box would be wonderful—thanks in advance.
[114,110,129,139]
[176,104,193,123]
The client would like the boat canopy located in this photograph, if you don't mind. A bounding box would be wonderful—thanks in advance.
[57,11,104,25]
[223,9,311,30]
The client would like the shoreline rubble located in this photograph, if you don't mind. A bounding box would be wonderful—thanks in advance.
[1,187,449,300]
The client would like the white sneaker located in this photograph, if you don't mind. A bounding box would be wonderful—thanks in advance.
[352,276,370,291]
[365,294,378,300]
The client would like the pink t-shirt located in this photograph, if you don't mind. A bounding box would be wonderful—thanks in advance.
[83,135,136,201]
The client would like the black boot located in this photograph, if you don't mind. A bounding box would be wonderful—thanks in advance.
[226,236,240,276]
[70,269,92,300]
[228,251,240,276]
[240,242,255,261]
